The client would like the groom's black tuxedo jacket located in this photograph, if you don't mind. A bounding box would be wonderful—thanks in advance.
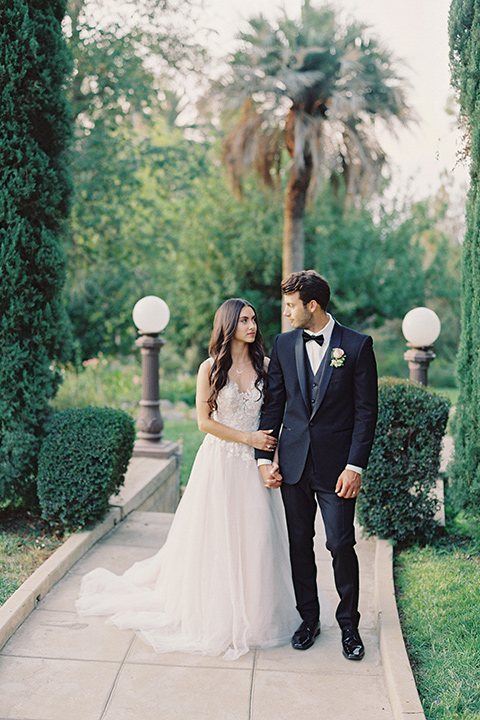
[256,320,378,487]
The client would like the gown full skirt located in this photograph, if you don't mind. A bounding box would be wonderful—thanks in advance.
[76,380,299,660]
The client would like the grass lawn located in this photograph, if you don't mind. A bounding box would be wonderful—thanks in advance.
[163,418,203,487]
[0,509,67,606]
[435,386,459,405]
[395,534,480,719]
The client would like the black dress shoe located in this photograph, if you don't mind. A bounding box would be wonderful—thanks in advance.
[291,620,320,650]
[341,627,365,660]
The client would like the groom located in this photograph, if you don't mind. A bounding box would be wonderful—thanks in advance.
[256,270,378,660]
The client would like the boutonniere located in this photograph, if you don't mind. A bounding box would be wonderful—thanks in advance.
[331,348,346,368]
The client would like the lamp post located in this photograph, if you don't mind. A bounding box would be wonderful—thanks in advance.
[402,307,441,386]
[132,295,177,458]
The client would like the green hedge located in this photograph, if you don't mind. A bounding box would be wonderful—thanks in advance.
[37,407,135,530]
[449,0,480,523]
[357,378,450,545]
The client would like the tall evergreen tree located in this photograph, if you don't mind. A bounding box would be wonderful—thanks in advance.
[449,0,480,513]
[0,0,73,503]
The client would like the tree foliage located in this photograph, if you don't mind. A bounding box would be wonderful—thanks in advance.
[64,0,207,360]
[449,0,480,514]
[65,110,461,381]
[0,0,73,503]
[212,0,411,285]
[63,0,460,393]
[67,115,285,362]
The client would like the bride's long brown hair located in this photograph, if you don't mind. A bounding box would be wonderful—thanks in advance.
[207,298,266,413]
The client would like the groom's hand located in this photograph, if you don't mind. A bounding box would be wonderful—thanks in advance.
[259,463,283,489]
[335,468,361,499]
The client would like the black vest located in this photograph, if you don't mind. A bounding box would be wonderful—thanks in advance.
[304,344,329,409]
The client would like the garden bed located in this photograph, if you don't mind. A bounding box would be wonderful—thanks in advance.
[0,508,66,606]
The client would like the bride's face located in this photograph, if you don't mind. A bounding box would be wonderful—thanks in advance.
[234,306,257,344]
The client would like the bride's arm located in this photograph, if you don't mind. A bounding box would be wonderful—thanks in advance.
[195,360,276,451]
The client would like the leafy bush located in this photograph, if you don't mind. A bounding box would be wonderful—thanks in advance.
[37,407,135,530]
[162,372,197,407]
[53,354,198,414]
[357,378,450,545]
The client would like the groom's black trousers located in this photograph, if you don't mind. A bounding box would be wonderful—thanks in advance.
[280,451,360,630]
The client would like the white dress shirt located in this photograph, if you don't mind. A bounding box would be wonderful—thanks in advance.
[303,314,334,374]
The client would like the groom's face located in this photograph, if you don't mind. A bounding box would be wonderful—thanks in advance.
[283,292,314,329]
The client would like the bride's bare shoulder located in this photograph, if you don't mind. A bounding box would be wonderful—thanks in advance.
[263,357,270,369]
[198,357,214,373]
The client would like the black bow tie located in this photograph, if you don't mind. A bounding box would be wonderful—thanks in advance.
[303,331,324,346]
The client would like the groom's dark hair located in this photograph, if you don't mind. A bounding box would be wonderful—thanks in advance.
[281,270,330,310]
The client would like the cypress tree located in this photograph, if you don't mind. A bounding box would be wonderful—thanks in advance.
[449,0,480,513]
[0,0,72,503]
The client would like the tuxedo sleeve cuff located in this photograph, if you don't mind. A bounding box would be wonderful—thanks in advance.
[346,464,363,475]
[257,459,271,467]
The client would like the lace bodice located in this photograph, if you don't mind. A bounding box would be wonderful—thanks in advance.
[203,379,263,461]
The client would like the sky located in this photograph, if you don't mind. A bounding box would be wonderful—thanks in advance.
[202,0,469,202]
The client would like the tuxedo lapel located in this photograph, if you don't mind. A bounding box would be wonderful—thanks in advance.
[311,321,343,419]
[294,331,310,412]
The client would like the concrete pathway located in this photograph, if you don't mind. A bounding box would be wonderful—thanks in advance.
[0,511,395,720]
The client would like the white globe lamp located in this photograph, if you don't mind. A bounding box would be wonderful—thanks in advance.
[402,307,441,349]
[402,307,441,386]
[133,295,170,335]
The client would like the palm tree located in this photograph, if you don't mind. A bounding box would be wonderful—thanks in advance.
[215,1,411,315]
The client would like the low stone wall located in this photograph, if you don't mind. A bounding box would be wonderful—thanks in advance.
[375,540,426,720]
[112,451,181,516]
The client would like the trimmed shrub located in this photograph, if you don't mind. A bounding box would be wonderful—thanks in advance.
[37,407,135,530]
[357,378,450,545]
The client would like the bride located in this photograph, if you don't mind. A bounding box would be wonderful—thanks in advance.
[76,298,299,659]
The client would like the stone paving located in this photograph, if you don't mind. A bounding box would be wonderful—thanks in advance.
[0,511,396,720]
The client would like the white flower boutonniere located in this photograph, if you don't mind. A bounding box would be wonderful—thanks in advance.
[331,348,346,368]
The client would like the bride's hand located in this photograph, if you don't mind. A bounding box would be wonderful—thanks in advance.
[248,429,277,451]
[259,462,282,488]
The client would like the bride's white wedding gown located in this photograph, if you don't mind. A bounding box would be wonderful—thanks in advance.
[76,379,299,660]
